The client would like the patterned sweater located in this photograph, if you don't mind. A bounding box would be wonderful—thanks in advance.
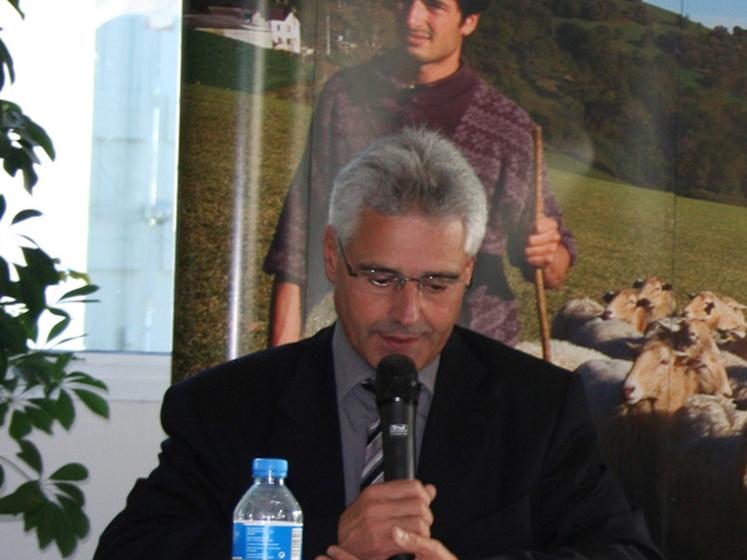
[264,51,576,345]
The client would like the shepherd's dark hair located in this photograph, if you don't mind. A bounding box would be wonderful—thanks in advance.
[458,0,491,17]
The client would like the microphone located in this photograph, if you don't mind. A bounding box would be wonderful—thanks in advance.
[375,354,421,482]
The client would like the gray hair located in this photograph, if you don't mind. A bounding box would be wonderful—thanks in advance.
[328,128,487,256]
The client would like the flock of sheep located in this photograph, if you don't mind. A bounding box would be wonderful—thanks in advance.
[518,277,747,559]
[548,277,747,411]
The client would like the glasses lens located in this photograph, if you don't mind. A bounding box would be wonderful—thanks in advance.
[420,276,457,295]
[364,271,398,289]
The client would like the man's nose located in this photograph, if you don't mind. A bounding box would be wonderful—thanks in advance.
[390,281,421,326]
[405,0,427,28]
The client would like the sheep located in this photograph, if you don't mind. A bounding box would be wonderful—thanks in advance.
[574,358,632,428]
[515,338,610,373]
[621,335,732,414]
[547,288,747,558]
[633,276,676,328]
[682,291,747,337]
[602,287,647,332]
[552,297,643,360]
[550,296,605,340]
[579,371,747,558]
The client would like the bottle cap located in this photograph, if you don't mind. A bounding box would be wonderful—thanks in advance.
[252,457,288,478]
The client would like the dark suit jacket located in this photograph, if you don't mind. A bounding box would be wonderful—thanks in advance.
[95,326,662,559]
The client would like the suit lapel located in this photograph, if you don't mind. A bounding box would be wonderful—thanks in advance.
[267,329,346,527]
[418,329,494,487]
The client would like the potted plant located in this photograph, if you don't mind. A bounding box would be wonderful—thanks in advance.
[0,1,109,556]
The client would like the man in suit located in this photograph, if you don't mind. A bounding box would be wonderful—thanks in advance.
[95,129,661,560]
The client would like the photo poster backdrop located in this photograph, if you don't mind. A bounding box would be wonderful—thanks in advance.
[174,1,747,557]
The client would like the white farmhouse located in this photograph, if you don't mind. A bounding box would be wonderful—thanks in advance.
[188,6,302,54]
[268,8,301,54]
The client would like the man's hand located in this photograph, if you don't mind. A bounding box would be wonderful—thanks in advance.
[336,480,437,560]
[269,280,302,346]
[524,215,571,288]
[319,527,456,560]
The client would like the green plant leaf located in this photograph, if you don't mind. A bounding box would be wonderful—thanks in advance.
[25,119,55,161]
[0,463,4,487]
[0,481,44,514]
[55,389,75,430]
[0,347,7,380]
[66,270,92,282]
[67,372,108,391]
[21,246,59,287]
[11,208,42,224]
[50,334,86,347]
[6,0,23,18]
[0,313,30,354]
[0,401,8,425]
[49,463,88,482]
[52,503,77,557]
[0,38,14,88]
[0,193,5,220]
[16,439,43,474]
[36,500,56,549]
[53,482,84,507]
[16,274,46,322]
[72,388,109,418]
[0,255,11,291]
[21,157,38,192]
[54,351,75,370]
[9,409,32,440]
[58,495,89,539]
[14,351,56,387]
[24,403,54,434]
[23,506,40,531]
[59,284,99,301]
[47,313,71,343]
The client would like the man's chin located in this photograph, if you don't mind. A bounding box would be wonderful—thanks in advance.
[403,45,428,61]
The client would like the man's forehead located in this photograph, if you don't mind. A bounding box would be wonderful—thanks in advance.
[346,210,468,269]
[396,0,462,11]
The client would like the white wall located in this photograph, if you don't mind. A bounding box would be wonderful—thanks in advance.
[0,398,166,559]
[1,352,170,558]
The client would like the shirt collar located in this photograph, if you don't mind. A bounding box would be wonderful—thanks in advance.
[370,50,479,105]
[332,323,438,405]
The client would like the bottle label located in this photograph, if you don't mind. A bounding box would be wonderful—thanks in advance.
[232,520,303,560]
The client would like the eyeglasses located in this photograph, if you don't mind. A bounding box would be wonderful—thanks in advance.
[338,241,470,299]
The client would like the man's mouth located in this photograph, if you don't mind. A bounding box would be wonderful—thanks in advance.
[406,29,431,44]
[379,333,420,350]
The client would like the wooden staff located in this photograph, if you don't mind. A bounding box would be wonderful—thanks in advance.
[534,126,552,362]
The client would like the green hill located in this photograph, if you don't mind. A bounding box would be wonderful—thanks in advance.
[463,0,747,206]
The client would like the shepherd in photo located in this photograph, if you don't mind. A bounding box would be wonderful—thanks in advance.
[263,0,575,348]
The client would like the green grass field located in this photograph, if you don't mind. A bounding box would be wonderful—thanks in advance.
[179,81,747,354]
[512,154,747,341]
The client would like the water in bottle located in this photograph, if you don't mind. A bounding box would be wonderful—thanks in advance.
[232,457,303,560]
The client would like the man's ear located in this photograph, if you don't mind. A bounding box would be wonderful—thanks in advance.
[465,255,477,287]
[461,13,479,37]
[323,225,338,283]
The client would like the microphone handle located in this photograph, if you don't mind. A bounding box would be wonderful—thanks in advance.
[380,400,416,560]
[380,400,416,481]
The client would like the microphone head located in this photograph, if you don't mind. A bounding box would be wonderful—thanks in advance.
[375,354,420,403]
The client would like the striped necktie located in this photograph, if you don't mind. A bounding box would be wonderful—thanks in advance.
[360,380,384,490]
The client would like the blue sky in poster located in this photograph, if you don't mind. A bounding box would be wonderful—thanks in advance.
[645,0,747,30]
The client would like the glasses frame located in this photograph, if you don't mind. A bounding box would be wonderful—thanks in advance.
[337,240,471,297]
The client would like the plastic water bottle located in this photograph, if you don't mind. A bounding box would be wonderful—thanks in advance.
[232,458,303,560]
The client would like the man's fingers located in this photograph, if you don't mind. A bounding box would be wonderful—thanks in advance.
[362,479,435,502]
[321,545,361,560]
[337,480,437,559]
[392,527,457,560]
